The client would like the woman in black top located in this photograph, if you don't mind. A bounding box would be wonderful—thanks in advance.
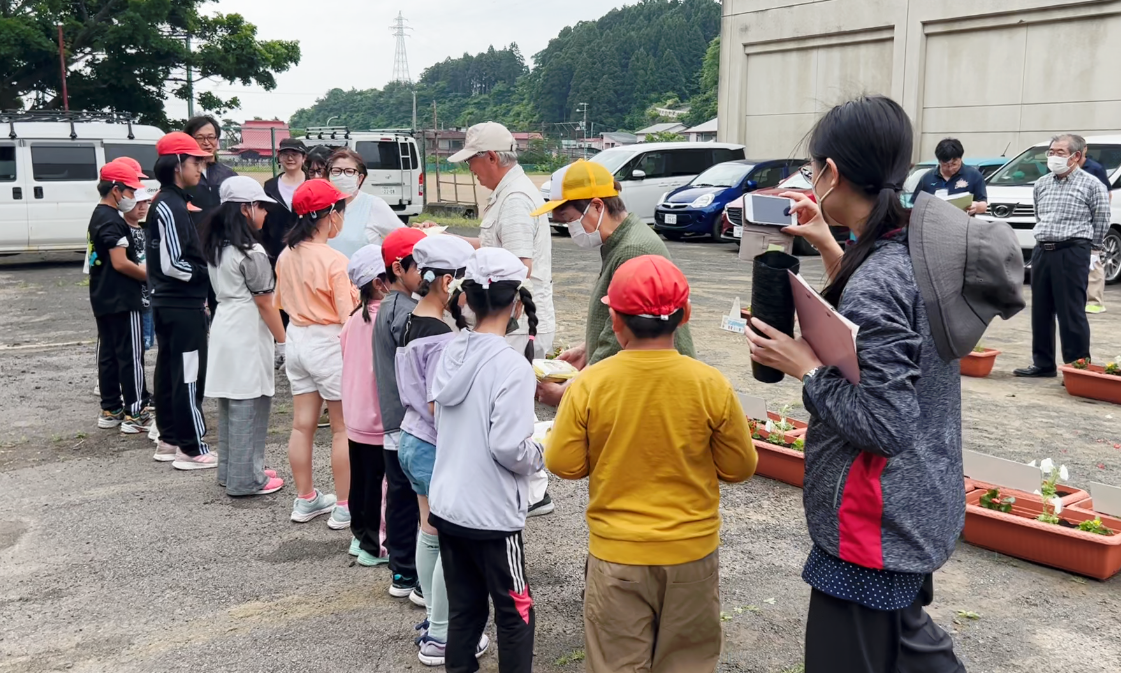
[262,138,308,265]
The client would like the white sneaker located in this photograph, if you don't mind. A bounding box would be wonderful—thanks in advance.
[290,491,337,522]
[148,422,160,442]
[153,440,177,462]
[172,449,218,471]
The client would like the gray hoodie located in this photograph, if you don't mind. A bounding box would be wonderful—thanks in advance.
[429,331,544,534]
[374,291,417,437]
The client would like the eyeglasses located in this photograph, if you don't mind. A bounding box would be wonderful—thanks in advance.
[329,167,360,177]
[307,167,326,177]
[799,165,814,181]
[1045,150,1071,157]
[193,135,218,144]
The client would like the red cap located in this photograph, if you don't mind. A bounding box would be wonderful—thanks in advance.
[382,227,426,267]
[156,131,212,157]
[112,156,148,179]
[601,255,690,319]
[292,179,348,216]
[99,160,145,190]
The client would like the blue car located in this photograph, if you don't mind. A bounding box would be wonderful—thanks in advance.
[654,159,806,240]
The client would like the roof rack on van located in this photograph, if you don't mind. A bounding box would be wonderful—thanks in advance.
[305,126,351,140]
[1,109,138,141]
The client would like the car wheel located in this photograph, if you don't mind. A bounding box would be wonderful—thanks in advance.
[711,217,725,241]
[1103,227,1121,284]
[793,237,819,256]
[662,231,683,241]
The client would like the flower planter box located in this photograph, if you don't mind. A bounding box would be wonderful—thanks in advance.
[961,349,1000,378]
[970,481,1088,507]
[964,478,977,494]
[963,490,1121,580]
[1060,364,1121,405]
[753,439,806,488]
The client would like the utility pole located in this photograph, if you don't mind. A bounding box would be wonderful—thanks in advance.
[57,24,69,111]
[576,102,589,158]
[412,90,417,131]
[185,34,194,118]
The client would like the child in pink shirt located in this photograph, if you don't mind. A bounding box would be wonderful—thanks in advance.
[340,245,390,566]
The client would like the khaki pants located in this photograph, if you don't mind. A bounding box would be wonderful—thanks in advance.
[584,551,722,673]
[1088,258,1106,306]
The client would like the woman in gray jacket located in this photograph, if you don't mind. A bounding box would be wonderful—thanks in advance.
[746,96,967,673]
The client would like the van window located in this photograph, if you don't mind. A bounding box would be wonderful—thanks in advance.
[0,145,15,182]
[668,149,714,177]
[713,148,744,164]
[31,144,97,181]
[631,152,669,179]
[355,140,417,171]
[104,143,158,177]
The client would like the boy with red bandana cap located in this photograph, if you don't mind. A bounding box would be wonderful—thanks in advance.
[547,255,756,673]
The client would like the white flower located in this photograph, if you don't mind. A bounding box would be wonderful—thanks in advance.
[1059,465,1069,481]
[1028,460,1038,468]
[1051,497,1064,515]
[1039,458,1055,475]
[764,420,774,433]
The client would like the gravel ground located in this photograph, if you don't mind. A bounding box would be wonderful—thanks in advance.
[1,234,1119,673]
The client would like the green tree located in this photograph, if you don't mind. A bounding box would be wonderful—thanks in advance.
[645,131,686,143]
[683,36,720,126]
[0,1,300,128]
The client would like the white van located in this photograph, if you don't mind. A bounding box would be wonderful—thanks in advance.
[540,141,746,229]
[303,126,423,223]
[0,111,162,254]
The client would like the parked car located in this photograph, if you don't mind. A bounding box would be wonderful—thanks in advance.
[541,141,746,232]
[304,126,423,223]
[976,136,1121,284]
[900,157,1009,208]
[0,110,162,254]
[652,159,805,240]
[720,168,847,256]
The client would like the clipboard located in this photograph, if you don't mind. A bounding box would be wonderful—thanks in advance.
[788,270,860,384]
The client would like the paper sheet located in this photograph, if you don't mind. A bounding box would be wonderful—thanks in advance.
[788,271,860,384]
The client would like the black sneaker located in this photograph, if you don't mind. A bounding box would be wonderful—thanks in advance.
[389,574,417,598]
[409,585,426,608]
[527,492,555,517]
[1013,365,1058,378]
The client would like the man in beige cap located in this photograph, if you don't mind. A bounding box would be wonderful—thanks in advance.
[448,121,556,516]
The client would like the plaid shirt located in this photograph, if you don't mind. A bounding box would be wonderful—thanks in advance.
[1032,167,1110,248]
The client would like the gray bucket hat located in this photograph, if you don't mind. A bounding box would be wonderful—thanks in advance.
[909,193,1026,362]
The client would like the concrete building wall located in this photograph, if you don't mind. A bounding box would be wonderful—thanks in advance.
[719,0,1121,160]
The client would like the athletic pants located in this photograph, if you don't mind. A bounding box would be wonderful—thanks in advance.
[95,310,149,416]
[351,441,387,557]
[805,574,966,673]
[440,530,534,673]
[383,446,418,580]
[153,306,210,456]
[1031,239,1092,369]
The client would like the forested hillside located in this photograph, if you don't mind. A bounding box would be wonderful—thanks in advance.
[289,0,720,133]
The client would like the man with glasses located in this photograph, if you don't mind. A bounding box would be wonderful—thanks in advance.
[910,138,988,215]
[1014,134,1110,378]
[183,115,237,222]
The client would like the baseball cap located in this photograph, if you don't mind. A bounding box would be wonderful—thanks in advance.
[220,176,277,204]
[112,156,148,179]
[156,131,212,157]
[134,187,155,202]
[348,244,386,288]
[412,235,475,273]
[278,138,308,155]
[382,227,427,267]
[466,247,527,288]
[909,193,1025,361]
[601,255,690,320]
[531,159,618,217]
[99,161,145,190]
[447,122,517,163]
[292,179,347,216]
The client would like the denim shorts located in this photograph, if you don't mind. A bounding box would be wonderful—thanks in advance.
[398,431,436,496]
[141,309,155,351]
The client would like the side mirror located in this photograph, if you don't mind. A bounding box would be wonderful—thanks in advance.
[745,179,758,190]
[631,169,646,180]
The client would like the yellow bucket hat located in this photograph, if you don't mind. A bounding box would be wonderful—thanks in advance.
[531,159,619,217]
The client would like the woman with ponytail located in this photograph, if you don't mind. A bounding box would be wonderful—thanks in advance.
[745,96,967,673]
[274,179,358,528]
[429,247,542,673]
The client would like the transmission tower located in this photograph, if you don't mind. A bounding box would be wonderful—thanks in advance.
[390,12,413,84]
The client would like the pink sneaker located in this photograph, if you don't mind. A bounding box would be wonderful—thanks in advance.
[153,441,177,463]
[253,477,285,495]
[264,469,277,479]
[172,449,218,471]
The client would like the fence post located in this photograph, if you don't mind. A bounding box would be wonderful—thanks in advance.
[270,127,277,179]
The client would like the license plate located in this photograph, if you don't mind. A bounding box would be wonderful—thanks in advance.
[733,225,743,238]
[372,185,400,198]
[664,213,677,224]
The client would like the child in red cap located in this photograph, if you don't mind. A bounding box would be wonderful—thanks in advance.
[547,254,757,673]
[372,227,427,601]
[274,179,359,527]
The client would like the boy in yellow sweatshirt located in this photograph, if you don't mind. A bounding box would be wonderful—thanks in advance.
[546,255,756,673]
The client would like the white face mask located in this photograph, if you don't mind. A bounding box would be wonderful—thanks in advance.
[567,201,604,250]
[331,173,360,195]
[1047,155,1072,175]
[117,196,136,214]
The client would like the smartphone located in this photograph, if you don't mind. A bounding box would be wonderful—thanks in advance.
[748,194,798,227]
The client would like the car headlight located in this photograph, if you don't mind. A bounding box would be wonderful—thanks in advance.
[690,193,715,208]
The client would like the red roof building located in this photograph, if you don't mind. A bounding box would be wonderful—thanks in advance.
[229,120,290,159]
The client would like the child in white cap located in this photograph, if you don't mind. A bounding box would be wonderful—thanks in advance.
[430,247,542,673]
[340,244,391,566]
[395,234,484,666]
[197,175,286,495]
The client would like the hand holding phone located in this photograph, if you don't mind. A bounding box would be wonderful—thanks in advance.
[747,194,798,227]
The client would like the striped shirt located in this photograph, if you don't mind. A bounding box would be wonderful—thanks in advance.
[1032,167,1110,248]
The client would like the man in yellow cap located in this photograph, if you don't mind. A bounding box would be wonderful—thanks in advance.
[534,160,695,406]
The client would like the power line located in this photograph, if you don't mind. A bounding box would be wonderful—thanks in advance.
[390,12,413,84]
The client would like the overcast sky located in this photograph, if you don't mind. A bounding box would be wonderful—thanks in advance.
[166,0,638,122]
